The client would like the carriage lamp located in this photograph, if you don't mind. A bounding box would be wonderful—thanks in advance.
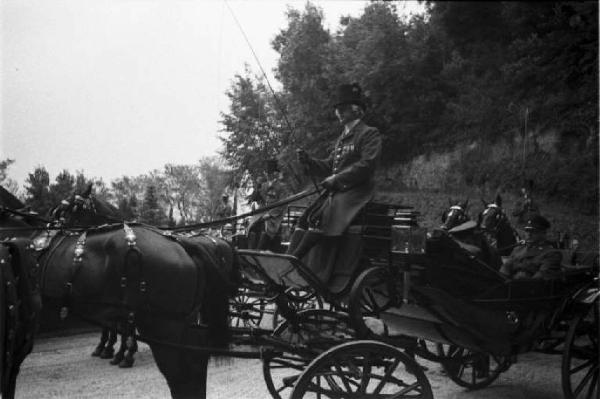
[391,219,427,254]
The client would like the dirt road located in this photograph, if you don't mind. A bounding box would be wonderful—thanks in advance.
[15,332,566,399]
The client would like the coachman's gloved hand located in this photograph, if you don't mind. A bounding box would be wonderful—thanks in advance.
[320,175,338,191]
[296,149,310,165]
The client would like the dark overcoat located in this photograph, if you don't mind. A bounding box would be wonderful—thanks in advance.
[499,240,562,279]
[304,120,381,236]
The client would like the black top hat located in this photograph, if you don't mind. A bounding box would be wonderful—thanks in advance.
[266,159,279,173]
[333,83,365,110]
[525,214,550,231]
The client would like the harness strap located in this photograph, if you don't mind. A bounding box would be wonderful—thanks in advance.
[60,231,87,319]
[120,224,146,344]
[1,252,20,383]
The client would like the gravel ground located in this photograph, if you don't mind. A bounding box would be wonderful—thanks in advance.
[14,332,567,399]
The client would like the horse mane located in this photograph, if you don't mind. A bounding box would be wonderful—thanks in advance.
[91,196,124,221]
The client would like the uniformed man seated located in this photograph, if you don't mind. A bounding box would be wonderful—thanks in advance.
[499,214,562,280]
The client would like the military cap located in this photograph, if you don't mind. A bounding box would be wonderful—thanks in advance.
[525,214,551,231]
[333,83,365,110]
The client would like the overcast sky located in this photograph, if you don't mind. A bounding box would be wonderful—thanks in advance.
[1,0,424,189]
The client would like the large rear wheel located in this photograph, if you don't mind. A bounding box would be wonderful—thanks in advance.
[562,299,599,399]
[262,309,354,399]
[290,340,433,399]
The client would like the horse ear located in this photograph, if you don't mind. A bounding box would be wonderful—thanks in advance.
[83,183,93,198]
[495,194,502,206]
[462,198,469,209]
[448,198,453,206]
[481,198,487,207]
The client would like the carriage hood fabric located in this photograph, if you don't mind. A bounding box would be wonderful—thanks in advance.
[303,120,381,236]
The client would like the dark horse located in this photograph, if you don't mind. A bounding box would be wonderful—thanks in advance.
[439,199,502,270]
[0,186,44,399]
[479,194,520,257]
[3,185,239,399]
[440,199,470,230]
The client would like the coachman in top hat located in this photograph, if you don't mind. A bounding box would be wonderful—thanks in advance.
[290,83,382,259]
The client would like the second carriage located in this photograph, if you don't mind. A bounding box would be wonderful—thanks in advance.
[227,195,598,399]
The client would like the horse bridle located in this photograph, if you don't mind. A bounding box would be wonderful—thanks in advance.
[442,205,468,228]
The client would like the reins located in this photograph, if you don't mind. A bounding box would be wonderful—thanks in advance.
[0,188,318,235]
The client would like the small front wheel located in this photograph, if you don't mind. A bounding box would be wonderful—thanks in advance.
[561,299,599,399]
[436,344,509,390]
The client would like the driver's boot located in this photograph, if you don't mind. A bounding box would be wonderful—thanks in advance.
[287,229,323,260]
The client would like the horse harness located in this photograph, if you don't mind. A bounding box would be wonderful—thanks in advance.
[0,238,41,388]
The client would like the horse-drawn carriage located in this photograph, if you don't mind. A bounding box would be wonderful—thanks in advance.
[0,185,598,399]
[226,194,598,399]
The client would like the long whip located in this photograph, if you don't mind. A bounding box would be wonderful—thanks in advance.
[224,1,321,193]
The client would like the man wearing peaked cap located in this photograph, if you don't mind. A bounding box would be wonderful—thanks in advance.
[291,83,381,260]
[500,214,562,280]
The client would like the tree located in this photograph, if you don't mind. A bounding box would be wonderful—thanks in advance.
[24,166,52,214]
[198,157,232,221]
[49,169,75,205]
[163,163,203,224]
[140,185,165,225]
[0,158,20,196]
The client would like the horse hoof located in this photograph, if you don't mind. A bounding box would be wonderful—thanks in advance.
[99,348,114,359]
[91,347,103,357]
[109,354,124,365]
[118,357,134,368]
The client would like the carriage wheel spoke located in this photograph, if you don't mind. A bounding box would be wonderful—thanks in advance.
[365,289,379,314]
[373,357,401,394]
[358,355,372,393]
[333,361,356,392]
[573,364,599,397]
[391,381,422,398]
[584,371,598,399]
[570,359,594,375]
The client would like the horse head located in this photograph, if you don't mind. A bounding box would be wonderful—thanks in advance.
[478,194,519,256]
[53,184,123,227]
[441,198,470,230]
[479,194,507,232]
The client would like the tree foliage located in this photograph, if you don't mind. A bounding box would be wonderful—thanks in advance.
[219,0,598,212]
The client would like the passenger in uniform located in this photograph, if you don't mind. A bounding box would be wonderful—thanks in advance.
[290,83,382,259]
[499,214,562,280]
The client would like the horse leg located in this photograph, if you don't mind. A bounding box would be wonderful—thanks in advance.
[100,326,117,359]
[91,327,109,357]
[150,342,209,399]
[2,364,20,399]
[118,334,137,368]
[110,331,126,365]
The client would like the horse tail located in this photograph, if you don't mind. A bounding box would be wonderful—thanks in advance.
[180,237,238,348]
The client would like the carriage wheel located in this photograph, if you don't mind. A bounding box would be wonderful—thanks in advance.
[348,267,396,339]
[262,309,354,399]
[271,288,324,330]
[229,288,266,329]
[562,299,599,399]
[436,344,509,389]
[289,340,433,399]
